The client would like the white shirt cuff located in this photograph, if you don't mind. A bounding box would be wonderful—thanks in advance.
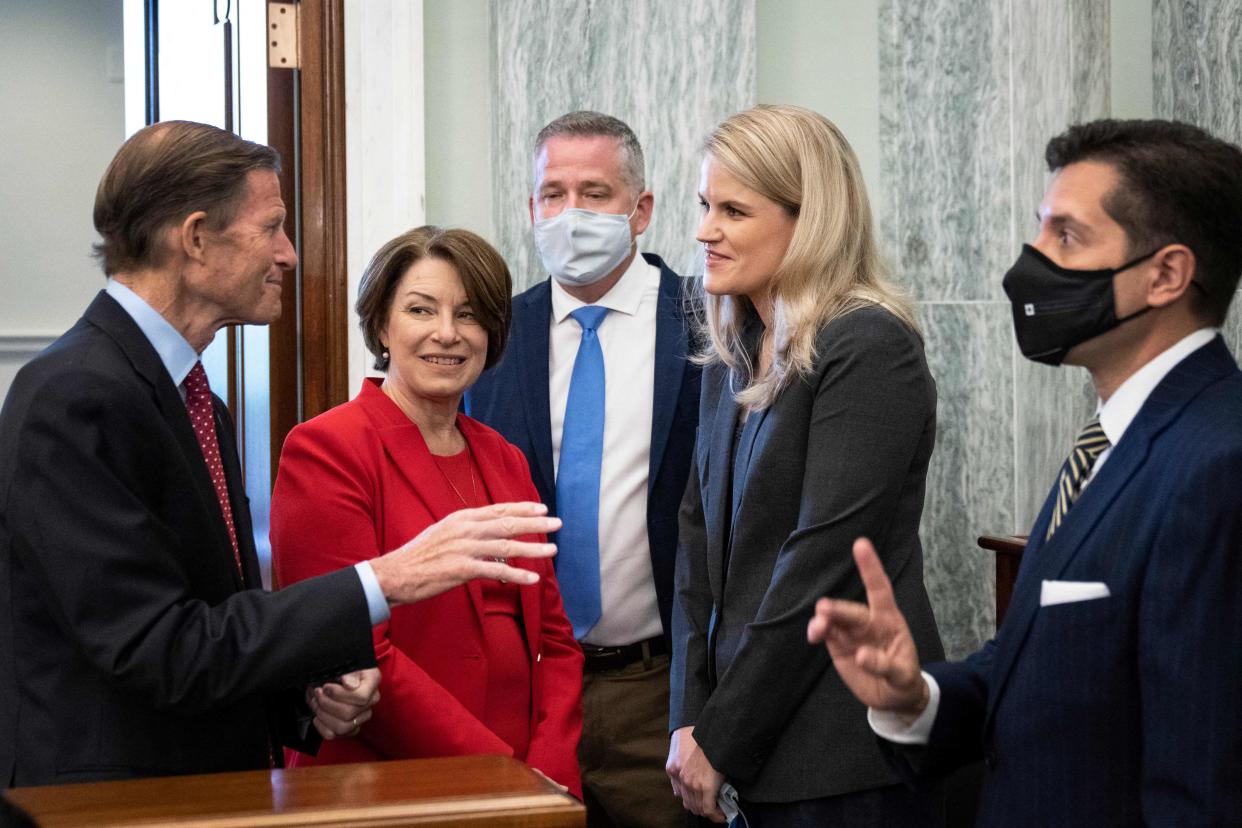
[353,561,391,625]
[867,672,940,745]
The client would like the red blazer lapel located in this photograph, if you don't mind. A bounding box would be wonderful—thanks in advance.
[460,416,544,656]
[357,381,487,628]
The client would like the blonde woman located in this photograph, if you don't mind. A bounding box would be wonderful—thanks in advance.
[666,105,945,825]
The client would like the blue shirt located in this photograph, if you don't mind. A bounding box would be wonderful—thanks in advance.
[104,280,389,624]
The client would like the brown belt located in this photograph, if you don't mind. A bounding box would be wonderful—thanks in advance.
[580,635,667,673]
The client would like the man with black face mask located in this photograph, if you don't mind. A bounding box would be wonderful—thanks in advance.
[467,111,701,826]
[807,118,1242,824]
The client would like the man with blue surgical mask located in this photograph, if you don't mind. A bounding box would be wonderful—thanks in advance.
[468,111,701,826]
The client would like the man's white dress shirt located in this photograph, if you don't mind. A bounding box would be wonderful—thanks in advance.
[549,252,662,646]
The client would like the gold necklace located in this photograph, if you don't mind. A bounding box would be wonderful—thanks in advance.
[436,443,477,507]
[435,444,505,582]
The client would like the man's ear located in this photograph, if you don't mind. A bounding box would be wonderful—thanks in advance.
[178,211,211,264]
[1146,243,1196,309]
[631,190,655,237]
[528,194,536,226]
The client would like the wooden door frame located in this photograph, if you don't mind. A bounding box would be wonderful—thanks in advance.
[268,0,350,475]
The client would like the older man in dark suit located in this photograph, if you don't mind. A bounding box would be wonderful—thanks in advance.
[811,119,1242,824]
[0,121,559,787]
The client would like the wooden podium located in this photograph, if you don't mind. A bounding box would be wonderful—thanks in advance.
[977,533,1028,625]
[3,755,584,827]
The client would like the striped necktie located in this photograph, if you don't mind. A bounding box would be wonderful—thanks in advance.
[1045,417,1111,540]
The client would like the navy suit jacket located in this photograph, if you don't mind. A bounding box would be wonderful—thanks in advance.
[465,253,701,641]
[0,292,375,786]
[895,336,1242,824]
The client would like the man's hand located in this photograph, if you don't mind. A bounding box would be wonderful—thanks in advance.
[370,502,560,606]
[666,726,726,823]
[307,668,381,740]
[806,537,928,716]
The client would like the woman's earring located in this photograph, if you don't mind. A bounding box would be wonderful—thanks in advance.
[382,350,390,361]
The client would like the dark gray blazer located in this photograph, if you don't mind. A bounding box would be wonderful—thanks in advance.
[670,304,944,802]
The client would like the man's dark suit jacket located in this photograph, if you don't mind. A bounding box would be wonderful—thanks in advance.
[671,306,944,803]
[0,292,375,786]
[892,335,1242,824]
[465,253,701,641]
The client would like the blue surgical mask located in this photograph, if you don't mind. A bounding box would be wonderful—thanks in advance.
[533,206,636,287]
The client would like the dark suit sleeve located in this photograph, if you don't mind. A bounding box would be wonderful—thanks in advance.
[8,370,374,716]
[881,642,995,780]
[693,311,937,782]
[1136,442,1242,821]
[669,428,713,731]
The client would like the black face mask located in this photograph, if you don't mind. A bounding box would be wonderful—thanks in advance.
[1001,244,1158,366]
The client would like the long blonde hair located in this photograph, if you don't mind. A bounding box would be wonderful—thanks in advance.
[696,105,917,410]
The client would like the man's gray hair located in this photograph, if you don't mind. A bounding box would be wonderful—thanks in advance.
[533,111,646,195]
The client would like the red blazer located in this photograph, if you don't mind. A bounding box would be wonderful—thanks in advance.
[271,379,583,796]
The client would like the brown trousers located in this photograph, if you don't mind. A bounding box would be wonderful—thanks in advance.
[578,653,688,828]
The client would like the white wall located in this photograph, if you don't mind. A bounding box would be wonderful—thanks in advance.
[344,0,427,392]
[0,0,125,394]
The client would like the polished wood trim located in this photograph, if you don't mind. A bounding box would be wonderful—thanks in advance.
[296,0,351,421]
[4,755,584,827]
[267,52,300,482]
[977,534,1028,626]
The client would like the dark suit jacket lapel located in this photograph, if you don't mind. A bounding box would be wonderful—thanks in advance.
[85,292,245,590]
[648,257,688,492]
[986,336,1236,725]
[704,369,739,603]
[515,284,557,503]
[362,386,486,627]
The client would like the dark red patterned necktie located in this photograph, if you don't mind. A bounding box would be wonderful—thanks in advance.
[183,361,243,579]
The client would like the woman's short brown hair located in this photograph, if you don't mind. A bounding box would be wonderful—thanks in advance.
[356,226,513,371]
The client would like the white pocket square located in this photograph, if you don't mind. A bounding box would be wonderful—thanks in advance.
[1040,580,1110,607]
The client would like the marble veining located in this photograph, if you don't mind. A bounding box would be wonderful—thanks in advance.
[878,0,1012,303]
[1153,0,1242,145]
[490,0,755,291]
[918,303,1014,659]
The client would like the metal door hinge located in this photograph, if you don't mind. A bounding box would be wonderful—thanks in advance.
[268,2,299,69]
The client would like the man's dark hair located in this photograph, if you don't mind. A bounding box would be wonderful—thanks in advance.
[92,121,281,276]
[1046,118,1242,325]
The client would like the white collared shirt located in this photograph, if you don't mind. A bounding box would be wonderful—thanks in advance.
[549,252,661,646]
[869,326,1221,745]
[1088,327,1220,484]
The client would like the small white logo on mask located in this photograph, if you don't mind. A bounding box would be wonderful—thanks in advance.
[1024,303,1036,317]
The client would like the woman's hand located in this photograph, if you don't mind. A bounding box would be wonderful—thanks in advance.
[666,726,727,822]
[307,668,381,740]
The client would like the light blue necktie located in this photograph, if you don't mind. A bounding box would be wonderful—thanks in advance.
[556,305,609,639]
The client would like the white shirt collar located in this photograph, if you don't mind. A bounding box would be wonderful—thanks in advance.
[105,279,201,387]
[550,249,655,323]
[1097,327,1219,447]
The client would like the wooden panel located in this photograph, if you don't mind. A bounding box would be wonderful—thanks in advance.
[977,534,1027,627]
[4,755,583,828]
[296,0,351,421]
[267,49,300,484]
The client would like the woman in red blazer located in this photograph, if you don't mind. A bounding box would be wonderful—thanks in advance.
[271,226,583,796]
